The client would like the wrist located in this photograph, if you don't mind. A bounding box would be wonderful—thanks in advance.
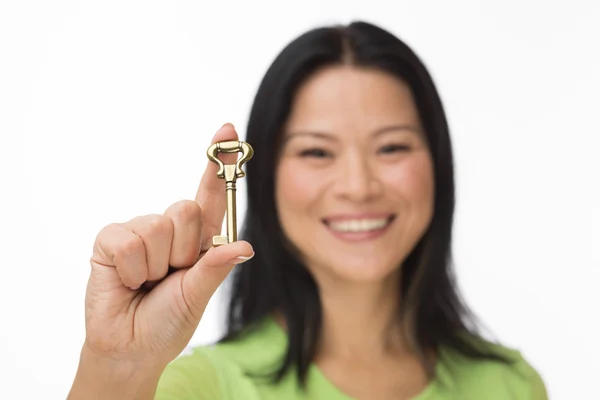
[68,343,166,400]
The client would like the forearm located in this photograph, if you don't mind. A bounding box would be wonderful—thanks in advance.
[68,344,165,400]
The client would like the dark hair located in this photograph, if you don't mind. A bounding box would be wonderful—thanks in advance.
[221,20,510,386]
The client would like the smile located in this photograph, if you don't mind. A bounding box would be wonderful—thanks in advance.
[322,214,396,241]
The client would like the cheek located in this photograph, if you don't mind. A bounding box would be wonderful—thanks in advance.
[275,160,319,222]
[384,153,435,206]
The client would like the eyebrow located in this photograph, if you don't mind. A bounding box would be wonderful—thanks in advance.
[285,124,423,142]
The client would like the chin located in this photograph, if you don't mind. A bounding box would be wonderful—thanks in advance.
[293,230,406,284]
[315,254,402,284]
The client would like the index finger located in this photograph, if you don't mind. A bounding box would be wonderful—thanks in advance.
[195,123,240,250]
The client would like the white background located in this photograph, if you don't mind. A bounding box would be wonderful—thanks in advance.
[1,1,599,399]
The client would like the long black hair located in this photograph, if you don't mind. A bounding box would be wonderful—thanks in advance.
[221,20,510,386]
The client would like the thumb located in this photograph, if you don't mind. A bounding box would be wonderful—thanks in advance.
[181,241,254,319]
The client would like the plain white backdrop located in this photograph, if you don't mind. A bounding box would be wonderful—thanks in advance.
[1,1,599,399]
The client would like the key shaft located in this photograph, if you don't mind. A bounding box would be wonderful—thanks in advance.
[224,164,238,244]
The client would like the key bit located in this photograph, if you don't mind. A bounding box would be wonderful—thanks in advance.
[206,140,254,246]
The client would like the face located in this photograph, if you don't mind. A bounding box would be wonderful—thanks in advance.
[275,65,435,284]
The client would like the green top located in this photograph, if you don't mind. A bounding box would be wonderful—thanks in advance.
[155,316,548,399]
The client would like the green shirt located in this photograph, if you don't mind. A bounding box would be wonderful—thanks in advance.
[155,316,548,399]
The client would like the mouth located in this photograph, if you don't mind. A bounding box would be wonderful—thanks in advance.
[322,214,396,242]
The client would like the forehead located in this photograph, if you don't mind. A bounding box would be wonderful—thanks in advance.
[284,65,421,134]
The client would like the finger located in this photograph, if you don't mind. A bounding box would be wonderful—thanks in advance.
[123,214,173,282]
[195,123,240,250]
[163,200,203,268]
[181,240,254,319]
[93,223,148,289]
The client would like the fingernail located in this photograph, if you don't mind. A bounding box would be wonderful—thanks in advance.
[231,252,254,264]
[221,122,234,129]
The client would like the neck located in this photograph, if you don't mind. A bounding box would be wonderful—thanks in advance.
[313,271,406,361]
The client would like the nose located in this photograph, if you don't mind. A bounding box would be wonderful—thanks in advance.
[332,151,383,203]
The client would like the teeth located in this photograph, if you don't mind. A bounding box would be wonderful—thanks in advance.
[328,218,390,233]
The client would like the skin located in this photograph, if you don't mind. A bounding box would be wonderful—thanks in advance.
[276,65,435,399]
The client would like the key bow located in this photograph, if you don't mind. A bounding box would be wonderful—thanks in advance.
[207,141,254,182]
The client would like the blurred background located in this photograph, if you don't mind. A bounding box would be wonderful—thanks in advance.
[1,1,598,398]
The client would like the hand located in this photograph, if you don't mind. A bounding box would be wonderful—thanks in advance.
[82,123,254,368]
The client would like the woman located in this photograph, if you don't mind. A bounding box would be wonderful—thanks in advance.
[68,21,547,399]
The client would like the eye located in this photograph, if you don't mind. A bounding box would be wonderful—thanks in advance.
[299,148,331,158]
[379,144,411,154]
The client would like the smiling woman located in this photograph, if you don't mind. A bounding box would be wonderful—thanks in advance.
[68,21,548,400]
[276,65,434,286]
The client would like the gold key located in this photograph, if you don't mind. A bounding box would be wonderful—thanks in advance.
[206,140,254,246]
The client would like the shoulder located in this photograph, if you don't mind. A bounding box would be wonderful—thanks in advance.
[155,318,285,400]
[155,344,263,400]
[439,339,548,400]
[154,345,222,400]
